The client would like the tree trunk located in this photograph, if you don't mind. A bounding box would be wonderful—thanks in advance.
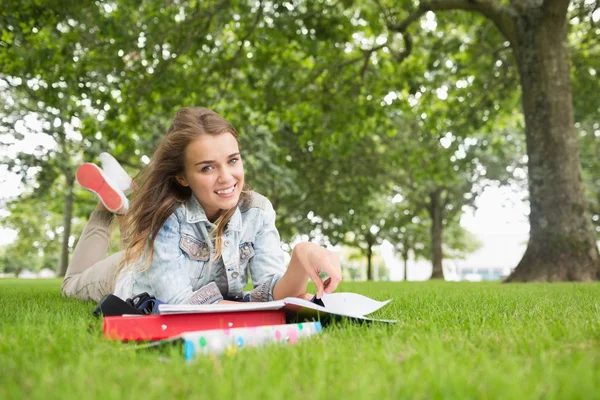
[366,244,373,281]
[401,249,409,281]
[366,234,374,281]
[58,173,75,277]
[506,10,599,281]
[428,189,444,279]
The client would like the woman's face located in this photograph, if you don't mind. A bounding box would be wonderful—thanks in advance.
[176,133,245,221]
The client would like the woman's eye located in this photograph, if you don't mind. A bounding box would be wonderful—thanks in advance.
[229,157,239,164]
[201,165,213,172]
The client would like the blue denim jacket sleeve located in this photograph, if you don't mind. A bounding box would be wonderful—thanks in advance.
[143,211,222,304]
[247,200,287,302]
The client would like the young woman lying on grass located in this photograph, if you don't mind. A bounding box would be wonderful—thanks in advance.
[62,107,342,305]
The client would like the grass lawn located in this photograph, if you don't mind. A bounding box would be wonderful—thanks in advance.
[1,279,599,399]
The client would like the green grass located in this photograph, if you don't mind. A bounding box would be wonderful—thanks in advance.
[1,279,599,400]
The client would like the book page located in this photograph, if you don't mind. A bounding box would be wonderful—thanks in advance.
[320,292,391,316]
[159,300,285,315]
[282,293,395,322]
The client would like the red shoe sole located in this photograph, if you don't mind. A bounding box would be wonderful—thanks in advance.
[76,163,123,212]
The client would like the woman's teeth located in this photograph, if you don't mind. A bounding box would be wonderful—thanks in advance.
[216,185,235,195]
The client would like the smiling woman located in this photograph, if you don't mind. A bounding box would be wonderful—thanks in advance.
[60,107,342,306]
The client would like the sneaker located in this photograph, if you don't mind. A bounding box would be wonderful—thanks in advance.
[76,163,129,214]
[99,152,134,194]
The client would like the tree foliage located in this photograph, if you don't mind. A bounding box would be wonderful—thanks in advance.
[1,0,597,279]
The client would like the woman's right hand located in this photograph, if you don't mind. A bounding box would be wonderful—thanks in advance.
[291,242,343,299]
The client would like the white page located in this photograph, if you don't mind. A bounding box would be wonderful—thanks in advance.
[280,292,390,317]
[159,300,285,315]
[319,292,391,316]
[282,295,396,322]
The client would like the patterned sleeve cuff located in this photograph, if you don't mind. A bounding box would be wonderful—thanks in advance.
[186,282,224,305]
[249,273,283,302]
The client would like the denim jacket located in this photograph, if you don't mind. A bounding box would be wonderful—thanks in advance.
[114,191,286,304]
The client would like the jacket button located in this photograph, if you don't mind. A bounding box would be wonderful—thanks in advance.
[232,272,239,278]
[224,240,231,247]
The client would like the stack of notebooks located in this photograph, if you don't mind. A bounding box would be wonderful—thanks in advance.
[102,292,395,358]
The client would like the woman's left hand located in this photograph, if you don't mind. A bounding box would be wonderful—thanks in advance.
[292,242,342,299]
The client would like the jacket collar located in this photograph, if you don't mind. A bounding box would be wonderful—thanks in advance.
[184,196,242,231]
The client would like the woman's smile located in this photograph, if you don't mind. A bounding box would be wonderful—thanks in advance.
[215,183,237,197]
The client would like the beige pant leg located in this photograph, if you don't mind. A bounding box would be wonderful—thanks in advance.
[61,211,123,302]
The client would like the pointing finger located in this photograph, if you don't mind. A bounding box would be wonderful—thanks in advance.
[306,268,325,299]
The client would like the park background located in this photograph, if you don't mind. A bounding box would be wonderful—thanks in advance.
[1,0,598,283]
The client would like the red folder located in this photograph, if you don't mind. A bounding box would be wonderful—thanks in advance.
[103,310,286,341]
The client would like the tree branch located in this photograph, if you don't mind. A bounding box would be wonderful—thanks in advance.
[302,43,387,90]
[348,44,388,85]
[388,32,413,64]
[388,0,518,46]
[337,44,388,70]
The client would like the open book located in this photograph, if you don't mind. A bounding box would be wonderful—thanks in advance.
[158,292,396,323]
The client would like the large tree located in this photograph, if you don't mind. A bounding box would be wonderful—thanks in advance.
[362,0,599,280]
[270,0,599,280]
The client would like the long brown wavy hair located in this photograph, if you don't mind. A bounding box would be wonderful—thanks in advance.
[117,107,250,276]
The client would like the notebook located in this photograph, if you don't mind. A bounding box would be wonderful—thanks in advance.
[158,292,396,323]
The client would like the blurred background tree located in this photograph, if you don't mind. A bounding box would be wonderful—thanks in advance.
[1,0,597,280]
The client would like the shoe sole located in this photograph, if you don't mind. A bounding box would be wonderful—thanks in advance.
[76,163,124,213]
